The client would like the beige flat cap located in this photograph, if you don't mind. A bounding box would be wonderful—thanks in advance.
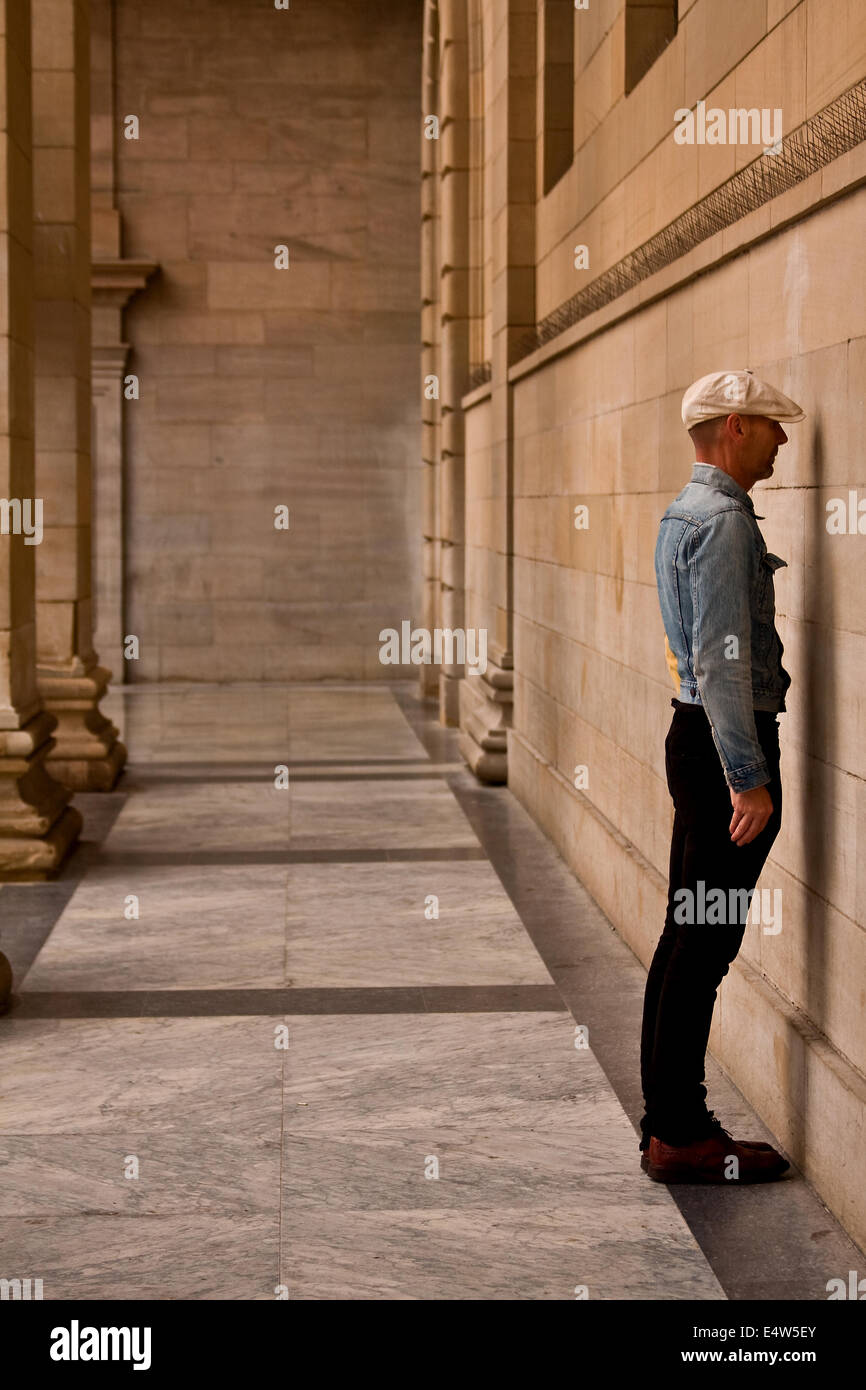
[682,369,806,429]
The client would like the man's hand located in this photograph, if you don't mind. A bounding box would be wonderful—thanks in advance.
[729,785,773,846]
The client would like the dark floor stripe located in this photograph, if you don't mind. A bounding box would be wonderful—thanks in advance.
[127,771,452,784]
[8,984,566,1019]
[129,758,435,768]
[89,847,487,867]
[125,756,455,773]
[285,772,452,782]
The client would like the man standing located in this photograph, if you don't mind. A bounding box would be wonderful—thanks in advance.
[641,369,805,1184]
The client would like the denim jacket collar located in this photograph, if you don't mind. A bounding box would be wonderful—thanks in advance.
[690,462,762,518]
[691,462,752,510]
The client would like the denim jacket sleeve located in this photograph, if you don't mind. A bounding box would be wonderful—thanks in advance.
[688,508,771,793]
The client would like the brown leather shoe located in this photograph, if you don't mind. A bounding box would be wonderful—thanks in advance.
[640,1135,775,1173]
[644,1132,789,1184]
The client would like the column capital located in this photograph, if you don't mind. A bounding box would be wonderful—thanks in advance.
[91,258,159,310]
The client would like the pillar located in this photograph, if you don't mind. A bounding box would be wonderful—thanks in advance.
[89,0,155,672]
[0,0,81,881]
[436,0,470,726]
[31,0,126,788]
[419,0,443,701]
[457,0,535,782]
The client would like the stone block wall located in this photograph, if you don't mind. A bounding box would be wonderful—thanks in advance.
[458,0,866,1245]
[113,0,422,681]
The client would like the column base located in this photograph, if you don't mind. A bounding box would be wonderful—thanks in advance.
[0,709,83,881]
[0,805,83,882]
[38,663,127,791]
[457,659,513,785]
[47,740,127,793]
[439,670,462,727]
[417,664,439,700]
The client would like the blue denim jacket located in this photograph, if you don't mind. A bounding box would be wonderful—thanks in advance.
[655,463,790,793]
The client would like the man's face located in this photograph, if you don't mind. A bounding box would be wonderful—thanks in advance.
[740,415,788,482]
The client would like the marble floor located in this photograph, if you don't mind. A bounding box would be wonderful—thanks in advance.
[0,684,860,1300]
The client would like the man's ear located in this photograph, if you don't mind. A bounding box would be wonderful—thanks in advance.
[725,412,745,439]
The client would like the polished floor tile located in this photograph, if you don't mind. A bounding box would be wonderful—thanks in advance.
[280,1014,722,1299]
[283,861,550,985]
[104,782,292,853]
[0,1017,284,1136]
[285,779,480,849]
[286,690,427,762]
[284,1128,642,1209]
[282,1208,722,1301]
[103,683,426,766]
[22,865,289,991]
[0,1214,279,1300]
[0,1131,280,1217]
[283,1012,633,1137]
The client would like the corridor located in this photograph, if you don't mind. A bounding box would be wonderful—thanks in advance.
[0,685,859,1300]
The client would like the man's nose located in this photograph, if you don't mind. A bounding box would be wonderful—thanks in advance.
[775,424,788,444]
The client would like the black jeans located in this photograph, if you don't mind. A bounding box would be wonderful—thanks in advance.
[639,700,783,1149]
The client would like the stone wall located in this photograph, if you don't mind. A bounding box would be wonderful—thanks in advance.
[113,0,421,680]
[455,0,866,1245]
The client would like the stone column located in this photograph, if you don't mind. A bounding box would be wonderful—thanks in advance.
[0,0,81,881]
[91,265,155,671]
[436,0,470,727]
[89,0,156,675]
[31,0,125,789]
[458,0,535,782]
[419,0,442,701]
[91,337,127,670]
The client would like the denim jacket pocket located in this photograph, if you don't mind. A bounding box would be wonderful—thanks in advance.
[756,551,787,620]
